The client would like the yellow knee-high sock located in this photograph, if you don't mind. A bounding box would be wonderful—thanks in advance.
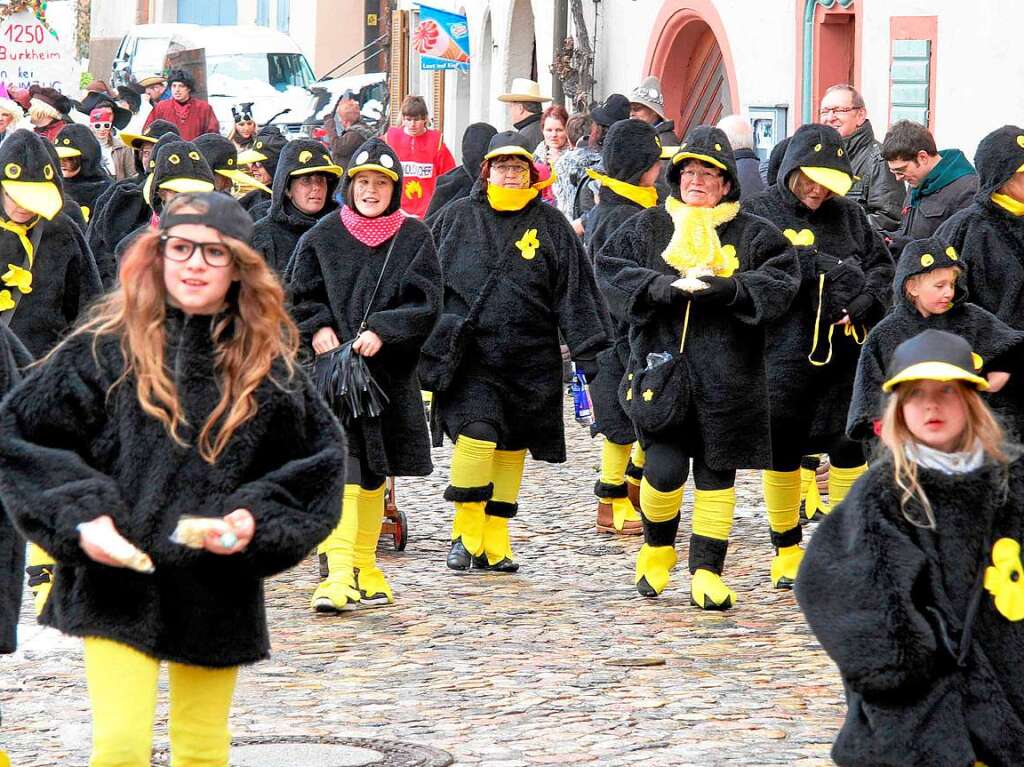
[492,449,526,504]
[762,470,802,537]
[448,435,497,554]
[354,483,391,602]
[310,484,361,610]
[599,440,632,488]
[167,660,238,766]
[639,478,682,523]
[692,488,736,541]
[483,449,526,565]
[828,464,867,510]
[26,543,55,616]
[631,443,646,470]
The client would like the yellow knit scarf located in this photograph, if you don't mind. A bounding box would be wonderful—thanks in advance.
[585,169,658,209]
[660,197,741,276]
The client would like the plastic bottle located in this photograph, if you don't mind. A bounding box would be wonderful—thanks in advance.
[571,363,594,426]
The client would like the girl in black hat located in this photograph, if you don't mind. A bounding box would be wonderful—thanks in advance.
[288,138,441,610]
[424,130,612,574]
[797,329,1024,767]
[586,118,664,535]
[848,236,1024,443]
[744,123,894,590]
[0,191,344,766]
[229,102,257,153]
[597,126,799,608]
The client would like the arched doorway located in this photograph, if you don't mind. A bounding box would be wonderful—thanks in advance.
[796,0,860,125]
[505,0,538,87]
[644,1,739,139]
[475,11,495,125]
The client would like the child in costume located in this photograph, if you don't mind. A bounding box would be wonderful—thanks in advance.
[0,191,344,766]
[424,131,612,573]
[596,126,799,608]
[585,118,664,535]
[744,123,894,590]
[289,139,441,610]
[798,329,1024,767]
[848,236,1024,442]
[53,123,113,221]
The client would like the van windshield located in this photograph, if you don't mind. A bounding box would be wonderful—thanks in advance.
[133,37,170,77]
[207,53,315,94]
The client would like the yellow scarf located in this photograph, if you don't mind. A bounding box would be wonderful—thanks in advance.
[660,197,741,276]
[992,192,1024,216]
[0,217,39,268]
[585,169,658,209]
[487,184,539,212]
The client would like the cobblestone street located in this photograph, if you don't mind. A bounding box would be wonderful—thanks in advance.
[1,406,845,766]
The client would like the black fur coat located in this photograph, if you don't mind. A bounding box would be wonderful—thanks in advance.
[596,203,799,469]
[428,182,613,462]
[85,178,148,287]
[0,310,345,667]
[287,213,441,477]
[797,459,1024,766]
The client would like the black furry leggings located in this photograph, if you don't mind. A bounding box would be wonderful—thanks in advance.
[345,427,385,489]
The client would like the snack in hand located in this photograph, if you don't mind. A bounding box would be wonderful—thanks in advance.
[77,522,154,573]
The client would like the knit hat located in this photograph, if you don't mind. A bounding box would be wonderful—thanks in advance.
[776,123,853,197]
[629,76,666,121]
[231,102,254,124]
[120,119,179,150]
[343,138,400,215]
[973,125,1024,197]
[193,132,270,193]
[142,139,215,207]
[168,70,195,92]
[882,329,988,392]
[602,119,661,183]
[160,190,254,245]
[590,94,630,128]
[0,130,63,220]
[669,125,741,202]
[76,91,131,130]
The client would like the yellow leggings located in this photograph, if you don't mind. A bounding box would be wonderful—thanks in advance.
[84,638,238,767]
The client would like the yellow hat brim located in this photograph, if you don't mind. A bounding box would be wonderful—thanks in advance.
[292,164,345,179]
[216,168,271,193]
[120,133,159,149]
[345,163,397,181]
[2,180,62,220]
[671,151,727,172]
[801,166,854,197]
[483,146,534,162]
[55,146,82,159]
[882,361,989,392]
[236,148,268,165]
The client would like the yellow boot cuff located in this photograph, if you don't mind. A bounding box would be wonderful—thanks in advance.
[599,440,633,487]
[692,487,736,541]
[762,470,802,534]
[829,464,867,508]
[639,478,683,523]
[450,435,497,489]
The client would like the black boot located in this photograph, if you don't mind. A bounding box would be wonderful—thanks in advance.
[446,539,472,571]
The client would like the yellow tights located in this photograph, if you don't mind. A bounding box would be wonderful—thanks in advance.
[84,637,237,767]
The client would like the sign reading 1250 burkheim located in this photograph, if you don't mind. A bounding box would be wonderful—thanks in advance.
[0,4,78,93]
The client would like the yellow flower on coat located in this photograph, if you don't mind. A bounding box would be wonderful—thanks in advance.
[719,244,739,277]
[516,228,541,260]
[783,228,815,247]
[0,290,14,311]
[2,264,31,294]
[642,389,654,402]
[984,537,1024,621]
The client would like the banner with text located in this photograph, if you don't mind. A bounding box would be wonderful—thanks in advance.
[414,5,469,71]
[0,5,79,93]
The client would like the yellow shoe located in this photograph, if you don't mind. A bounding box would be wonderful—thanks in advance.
[635,544,677,598]
[356,567,394,607]
[690,568,736,610]
[310,572,361,613]
[770,545,805,590]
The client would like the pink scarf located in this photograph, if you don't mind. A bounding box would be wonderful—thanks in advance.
[340,206,404,247]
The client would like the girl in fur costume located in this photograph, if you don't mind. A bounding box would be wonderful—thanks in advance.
[0,191,344,766]
[798,329,1024,767]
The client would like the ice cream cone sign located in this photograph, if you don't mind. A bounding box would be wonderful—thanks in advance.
[415,5,471,70]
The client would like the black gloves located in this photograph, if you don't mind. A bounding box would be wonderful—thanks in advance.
[575,357,600,382]
[844,294,875,325]
[690,276,738,305]
[647,275,689,305]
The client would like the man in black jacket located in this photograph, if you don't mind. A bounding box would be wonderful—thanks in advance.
[819,84,904,233]
[881,119,977,256]
[497,78,550,151]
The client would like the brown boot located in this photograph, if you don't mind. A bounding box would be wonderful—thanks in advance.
[596,498,643,535]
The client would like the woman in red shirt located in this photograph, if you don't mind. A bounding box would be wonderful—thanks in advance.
[384,95,455,218]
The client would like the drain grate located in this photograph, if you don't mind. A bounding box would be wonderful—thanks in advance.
[153,736,454,767]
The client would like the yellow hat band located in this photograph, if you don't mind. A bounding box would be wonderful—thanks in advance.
[882,361,989,392]
[672,151,727,171]
[344,163,396,181]
[483,146,534,162]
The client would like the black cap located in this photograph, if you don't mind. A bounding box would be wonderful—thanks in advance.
[973,125,1024,197]
[483,130,534,162]
[882,329,988,392]
[160,190,255,245]
[669,125,741,202]
[590,94,630,128]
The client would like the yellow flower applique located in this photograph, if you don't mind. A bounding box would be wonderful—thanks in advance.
[0,290,14,311]
[783,228,815,247]
[719,244,739,277]
[2,264,32,294]
[516,228,540,260]
[984,537,1024,621]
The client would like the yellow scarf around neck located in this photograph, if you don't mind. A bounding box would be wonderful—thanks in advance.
[487,184,539,211]
[660,197,741,276]
[585,169,658,209]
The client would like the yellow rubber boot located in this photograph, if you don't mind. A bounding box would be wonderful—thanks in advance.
[26,544,55,616]
[762,470,805,589]
[596,440,642,534]
[635,478,682,597]
[446,434,496,570]
[354,483,392,606]
[311,484,361,612]
[829,464,867,511]
[690,488,737,610]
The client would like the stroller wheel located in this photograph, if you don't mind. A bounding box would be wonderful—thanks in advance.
[394,510,409,551]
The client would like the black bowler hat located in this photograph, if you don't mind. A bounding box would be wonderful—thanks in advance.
[590,93,631,128]
[882,329,988,392]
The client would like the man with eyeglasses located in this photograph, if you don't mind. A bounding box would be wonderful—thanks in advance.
[818,84,903,233]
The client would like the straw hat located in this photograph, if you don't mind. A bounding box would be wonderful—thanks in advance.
[497,78,551,104]
[137,74,166,88]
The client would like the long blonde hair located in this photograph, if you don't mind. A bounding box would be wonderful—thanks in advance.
[67,195,300,463]
[879,380,1008,528]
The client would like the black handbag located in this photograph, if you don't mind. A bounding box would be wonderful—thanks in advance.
[620,303,693,435]
[808,253,867,366]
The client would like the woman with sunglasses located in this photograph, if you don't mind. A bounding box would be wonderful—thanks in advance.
[0,191,344,766]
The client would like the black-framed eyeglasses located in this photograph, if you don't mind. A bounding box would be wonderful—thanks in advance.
[159,234,234,268]
[818,106,859,117]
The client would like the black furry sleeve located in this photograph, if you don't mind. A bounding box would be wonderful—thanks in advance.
[63,221,104,325]
[846,328,888,441]
[552,217,613,358]
[0,333,129,563]
[595,214,665,326]
[729,218,800,326]
[226,375,345,578]
[364,226,442,348]
[286,233,335,344]
[796,475,940,696]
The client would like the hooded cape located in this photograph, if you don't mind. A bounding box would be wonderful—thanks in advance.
[55,123,113,219]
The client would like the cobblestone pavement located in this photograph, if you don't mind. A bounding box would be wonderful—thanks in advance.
[1,405,845,766]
